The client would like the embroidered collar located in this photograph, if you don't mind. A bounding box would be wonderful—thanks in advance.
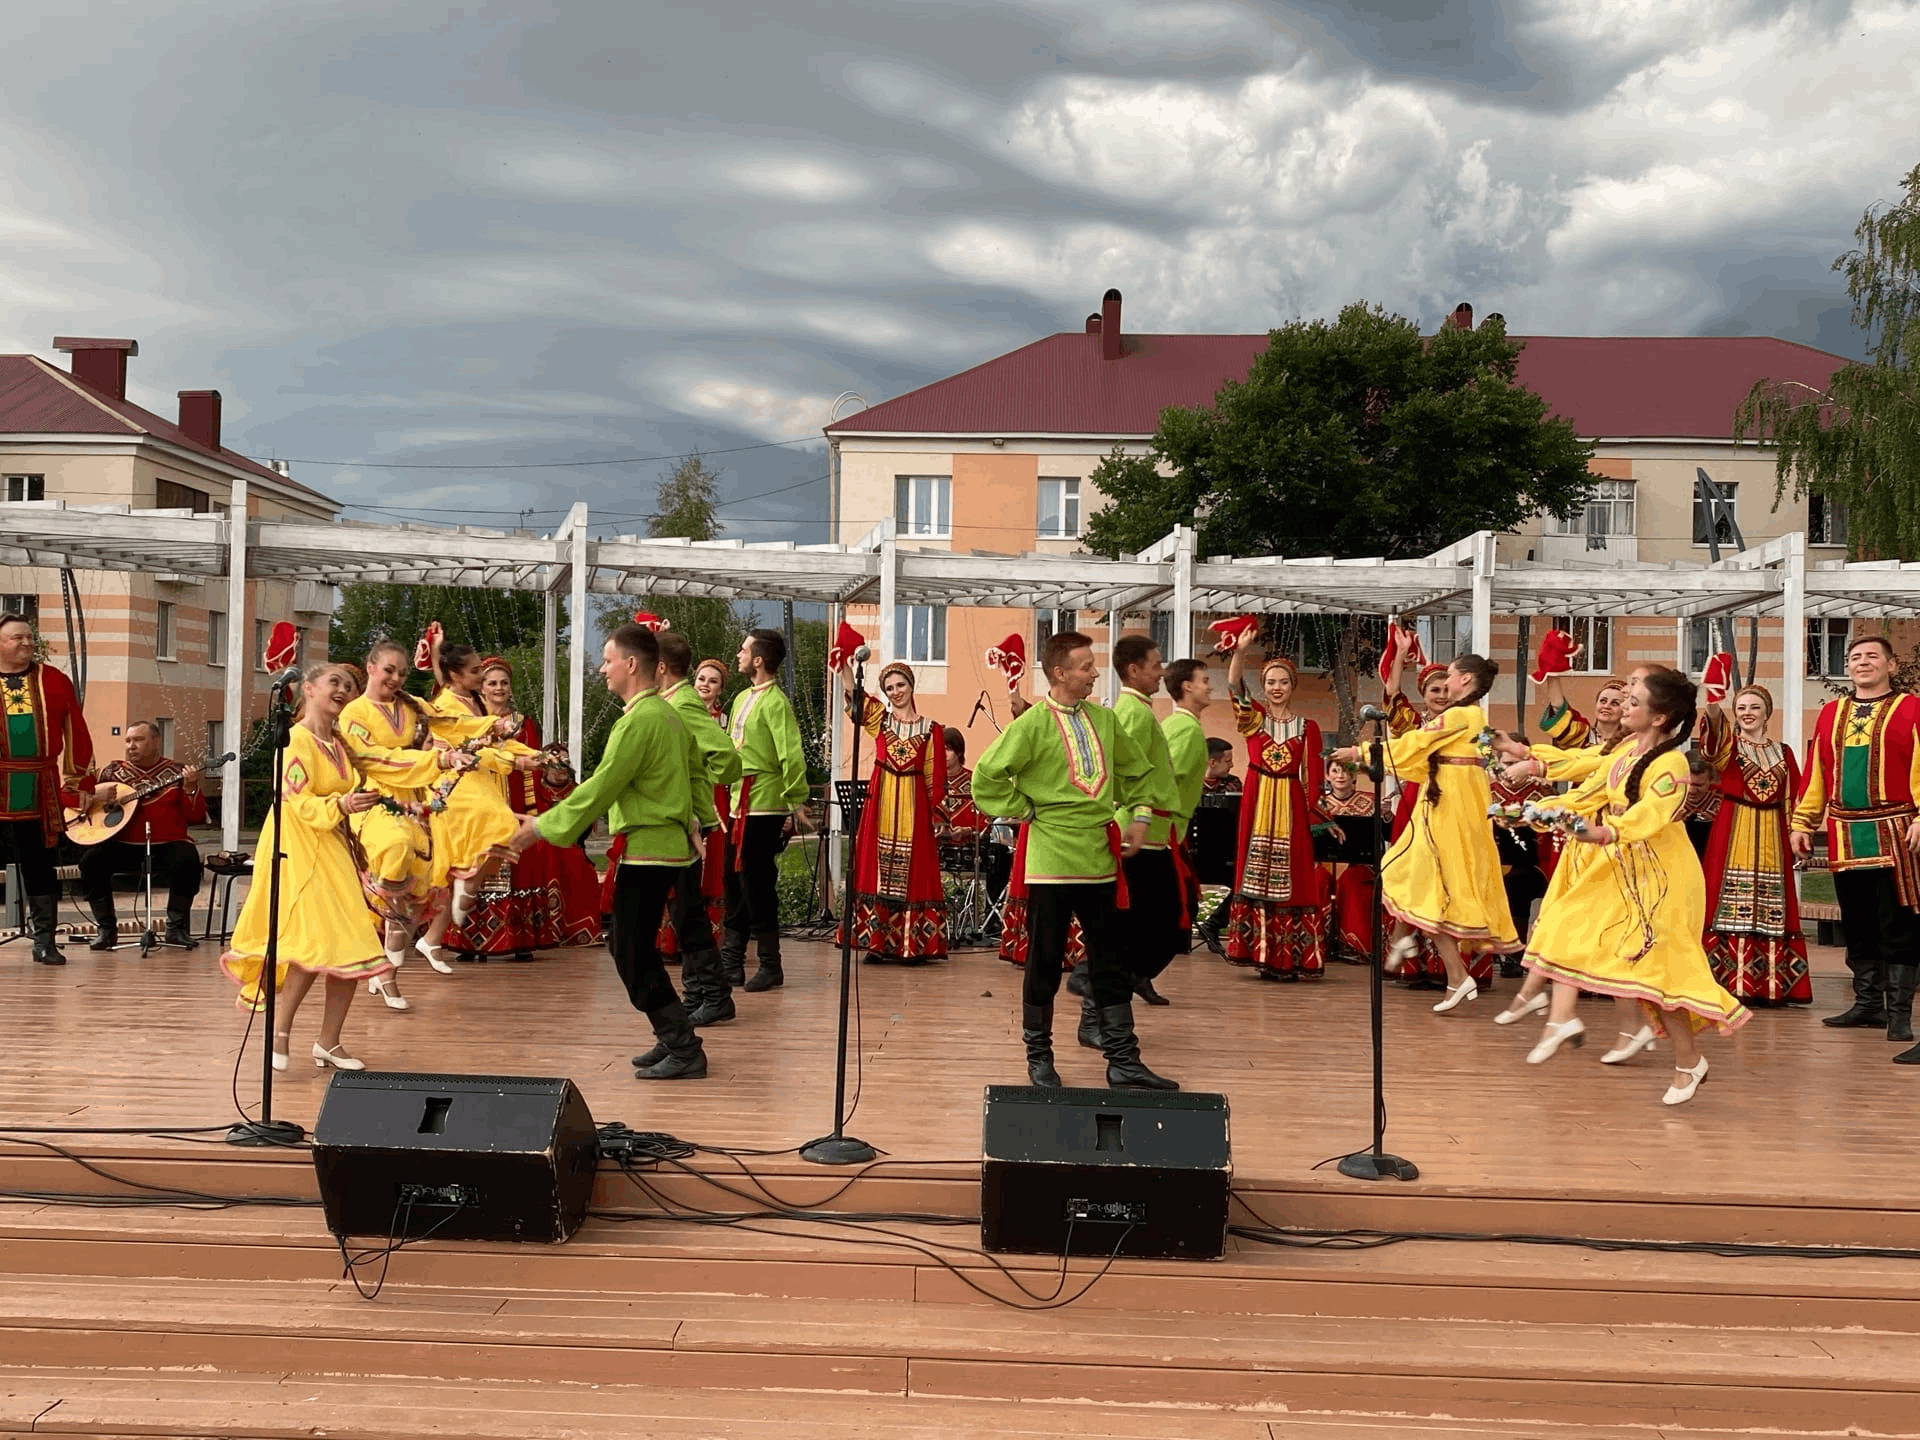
[1043,697,1107,797]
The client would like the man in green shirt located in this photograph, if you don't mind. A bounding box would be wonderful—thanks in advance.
[1161,653,1213,963]
[646,630,744,1036]
[973,630,1176,1092]
[1096,635,1182,1028]
[514,623,707,1080]
[724,628,809,993]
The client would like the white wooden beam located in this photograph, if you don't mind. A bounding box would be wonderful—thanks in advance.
[220,483,249,854]
[1782,531,1807,755]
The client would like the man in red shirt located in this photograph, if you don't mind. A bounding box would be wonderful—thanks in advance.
[1,613,95,964]
[78,720,206,950]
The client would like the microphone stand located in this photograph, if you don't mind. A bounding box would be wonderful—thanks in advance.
[1337,712,1418,1182]
[802,652,877,1165]
[227,678,305,1148]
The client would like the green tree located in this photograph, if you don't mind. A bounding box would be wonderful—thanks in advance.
[1084,303,1595,733]
[328,583,546,696]
[1735,162,1920,560]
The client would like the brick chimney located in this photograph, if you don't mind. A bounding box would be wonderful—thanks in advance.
[1447,302,1474,330]
[1085,312,1102,335]
[1100,288,1123,361]
[52,337,139,401]
[177,390,223,451]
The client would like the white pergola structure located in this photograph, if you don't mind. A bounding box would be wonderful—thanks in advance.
[3,501,1911,852]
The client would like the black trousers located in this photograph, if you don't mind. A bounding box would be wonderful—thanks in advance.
[0,818,57,899]
[723,813,785,938]
[668,852,719,957]
[1025,882,1132,1008]
[609,863,682,1014]
[1502,865,1548,945]
[1118,848,1181,983]
[1832,866,1919,1003]
[79,838,203,921]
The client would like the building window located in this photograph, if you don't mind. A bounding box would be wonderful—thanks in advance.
[1,593,37,624]
[1550,616,1612,673]
[155,479,212,513]
[1685,617,1740,674]
[1038,478,1081,539]
[207,610,226,666]
[155,718,175,754]
[1035,607,1078,655]
[894,475,951,538]
[894,605,947,664]
[1544,480,1635,549]
[1808,618,1851,678]
[156,602,176,660]
[1415,615,1470,665]
[1692,480,1739,546]
[1809,493,1848,547]
[205,720,225,763]
[1147,610,1173,658]
[254,619,269,672]
[3,474,46,503]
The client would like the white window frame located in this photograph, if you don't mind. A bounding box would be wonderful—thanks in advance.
[3,474,46,503]
[1543,479,1635,548]
[254,619,269,672]
[1549,616,1612,674]
[155,718,175,754]
[894,475,951,539]
[155,602,176,661]
[1682,617,1741,675]
[894,604,947,665]
[1035,607,1078,655]
[1809,493,1848,547]
[1037,477,1082,539]
[1,593,37,624]
[204,719,224,763]
[207,609,226,666]
[1692,480,1739,547]
[1807,618,1851,679]
[1414,615,1469,665]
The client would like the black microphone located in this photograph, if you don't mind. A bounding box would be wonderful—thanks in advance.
[852,644,871,663]
[967,690,989,727]
[1358,704,1390,723]
[266,664,304,691]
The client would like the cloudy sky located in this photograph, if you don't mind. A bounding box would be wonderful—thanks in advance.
[3,0,1914,540]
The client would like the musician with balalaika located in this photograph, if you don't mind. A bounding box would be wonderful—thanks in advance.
[75,720,210,950]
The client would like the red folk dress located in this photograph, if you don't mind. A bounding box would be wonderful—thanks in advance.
[446,716,601,955]
[1225,693,1325,975]
[844,697,949,961]
[1698,711,1809,1003]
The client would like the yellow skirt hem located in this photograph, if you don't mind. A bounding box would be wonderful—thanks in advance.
[1522,952,1751,1036]
[221,950,395,1013]
[1384,899,1524,954]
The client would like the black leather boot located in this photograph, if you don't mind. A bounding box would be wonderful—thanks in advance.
[86,897,117,952]
[1065,959,1090,997]
[720,931,748,987]
[1076,995,1101,1049]
[1133,976,1169,1006]
[1826,951,1888,1027]
[29,895,64,966]
[635,1000,708,1080]
[685,947,737,1026]
[164,907,198,950]
[1098,1003,1178,1090]
[1888,966,1917,1043]
[1022,1002,1061,1087]
[743,930,783,991]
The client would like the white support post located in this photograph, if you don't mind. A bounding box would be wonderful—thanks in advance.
[541,590,558,741]
[1781,530,1807,755]
[1105,605,1121,704]
[566,504,589,776]
[876,517,897,664]
[219,478,250,854]
[827,601,846,895]
[1172,525,1195,662]
[1470,530,1495,657]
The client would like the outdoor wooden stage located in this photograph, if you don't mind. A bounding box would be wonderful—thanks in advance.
[2,930,1919,1439]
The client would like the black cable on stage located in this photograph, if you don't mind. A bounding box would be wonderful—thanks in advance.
[1226,1223,1920,1263]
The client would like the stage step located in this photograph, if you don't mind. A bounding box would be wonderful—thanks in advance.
[0,1367,1860,1440]
[0,1273,1915,1435]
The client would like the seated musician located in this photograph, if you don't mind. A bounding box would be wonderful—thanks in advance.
[935,726,1011,902]
[1191,737,1243,952]
[1202,737,1241,794]
[78,720,205,950]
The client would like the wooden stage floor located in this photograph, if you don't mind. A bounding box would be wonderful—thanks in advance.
[0,925,1911,1229]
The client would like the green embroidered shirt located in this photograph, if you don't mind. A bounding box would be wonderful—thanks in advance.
[664,679,743,830]
[972,695,1152,884]
[1111,688,1178,849]
[1162,707,1209,842]
[537,689,695,866]
[727,680,809,814]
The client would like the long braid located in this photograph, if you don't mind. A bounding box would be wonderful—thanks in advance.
[1623,676,1698,806]
[1423,654,1500,809]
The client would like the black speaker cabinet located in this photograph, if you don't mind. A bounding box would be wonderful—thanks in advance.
[980,1085,1231,1260]
[311,1072,598,1244]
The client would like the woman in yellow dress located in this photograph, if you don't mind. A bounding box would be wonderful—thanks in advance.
[220,664,471,1070]
[1333,654,1519,1014]
[1520,668,1749,1104]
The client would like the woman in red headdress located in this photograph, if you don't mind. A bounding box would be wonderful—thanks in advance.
[838,658,948,963]
[1222,644,1325,977]
[445,656,601,959]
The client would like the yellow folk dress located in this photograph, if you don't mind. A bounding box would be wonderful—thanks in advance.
[1380,704,1520,953]
[220,724,393,1009]
[1524,748,1749,1036]
[424,689,528,877]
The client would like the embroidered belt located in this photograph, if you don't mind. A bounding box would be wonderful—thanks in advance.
[1832,803,1915,821]
[1006,821,1131,911]
[730,774,755,870]
[1433,756,1482,767]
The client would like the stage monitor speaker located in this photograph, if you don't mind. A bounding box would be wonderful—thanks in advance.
[311,1072,598,1244]
[980,1085,1230,1260]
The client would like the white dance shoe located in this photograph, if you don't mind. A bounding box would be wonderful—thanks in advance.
[1493,992,1548,1026]
[369,975,411,1011]
[313,1042,365,1072]
[1384,934,1418,973]
[1432,978,1478,1014]
[450,879,479,926]
[1662,1057,1709,1105]
[1600,1025,1656,1065]
[1526,1017,1585,1064]
[415,938,455,974]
